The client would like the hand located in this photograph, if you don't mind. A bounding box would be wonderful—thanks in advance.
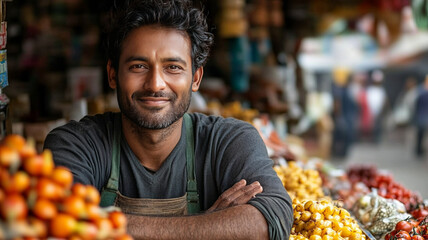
[206,179,263,213]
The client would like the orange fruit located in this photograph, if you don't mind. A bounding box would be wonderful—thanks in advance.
[36,178,62,200]
[41,149,54,176]
[1,134,36,159]
[1,134,26,151]
[0,145,20,168]
[20,139,37,159]
[49,213,77,238]
[86,203,106,221]
[51,166,73,189]
[0,193,28,221]
[23,155,44,176]
[71,183,88,198]
[62,195,86,219]
[1,171,31,193]
[33,198,58,220]
[22,150,55,177]
[85,185,101,205]
[109,211,127,229]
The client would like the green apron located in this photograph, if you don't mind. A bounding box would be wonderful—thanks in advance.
[99,113,200,216]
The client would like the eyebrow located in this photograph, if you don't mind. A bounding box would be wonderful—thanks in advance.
[125,56,148,63]
[162,57,187,67]
[124,56,187,67]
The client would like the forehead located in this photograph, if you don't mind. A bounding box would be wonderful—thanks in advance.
[120,25,191,61]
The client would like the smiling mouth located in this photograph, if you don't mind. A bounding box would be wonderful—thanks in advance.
[137,97,170,107]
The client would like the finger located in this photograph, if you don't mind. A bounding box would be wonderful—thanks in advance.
[227,181,263,205]
[233,182,263,203]
[215,179,247,203]
[224,179,247,196]
[206,180,247,213]
[214,180,249,208]
[214,181,262,209]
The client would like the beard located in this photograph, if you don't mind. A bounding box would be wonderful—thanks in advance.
[116,80,192,130]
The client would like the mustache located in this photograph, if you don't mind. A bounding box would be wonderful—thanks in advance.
[133,91,176,99]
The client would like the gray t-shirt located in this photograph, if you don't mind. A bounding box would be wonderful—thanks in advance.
[44,112,292,239]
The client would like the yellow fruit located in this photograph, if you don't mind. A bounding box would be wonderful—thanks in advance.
[340,226,352,237]
[304,220,316,231]
[301,211,312,221]
[309,235,322,240]
[311,212,323,221]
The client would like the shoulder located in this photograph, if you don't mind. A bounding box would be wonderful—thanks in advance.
[45,112,118,145]
[54,112,116,132]
[189,112,257,135]
[188,112,264,151]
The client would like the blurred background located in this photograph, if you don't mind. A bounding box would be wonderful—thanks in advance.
[1,0,428,198]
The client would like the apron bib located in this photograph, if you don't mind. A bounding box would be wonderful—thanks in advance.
[99,113,200,216]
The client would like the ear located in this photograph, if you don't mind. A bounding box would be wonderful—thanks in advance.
[107,60,117,89]
[191,67,204,92]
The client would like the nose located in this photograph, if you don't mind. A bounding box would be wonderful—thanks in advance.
[145,67,166,91]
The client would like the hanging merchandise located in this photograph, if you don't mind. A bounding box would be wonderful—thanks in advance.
[218,0,247,38]
[0,0,9,140]
[0,89,9,138]
[218,0,250,93]
[229,36,250,93]
[0,49,6,88]
[248,0,271,65]
[0,21,5,50]
[0,0,7,89]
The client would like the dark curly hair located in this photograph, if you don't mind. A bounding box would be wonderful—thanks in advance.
[104,0,214,74]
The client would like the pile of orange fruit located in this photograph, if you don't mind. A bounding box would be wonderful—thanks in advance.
[0,134,133,240]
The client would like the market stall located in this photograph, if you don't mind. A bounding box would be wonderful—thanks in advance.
[198,99,428,240]
[1,0,428,239]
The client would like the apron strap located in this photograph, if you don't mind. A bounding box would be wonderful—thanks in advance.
[100,113,121,207]
[184,113,200,214]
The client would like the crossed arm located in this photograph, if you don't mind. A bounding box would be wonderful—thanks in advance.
[126,180,269,240]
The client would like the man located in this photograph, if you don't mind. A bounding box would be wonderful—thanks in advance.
[44,0,293,239]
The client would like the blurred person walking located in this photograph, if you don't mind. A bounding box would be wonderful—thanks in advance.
[331,68,359,158]
[349,72,371,141]
[393,77,418,128]
[414,75,428,158]
[366,70,388,143]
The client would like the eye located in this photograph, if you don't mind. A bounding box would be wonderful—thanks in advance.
[166,65,184,73]
[129,64,147,72]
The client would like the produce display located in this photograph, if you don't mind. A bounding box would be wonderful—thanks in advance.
[274,157,427,240]
[410,202,428,220]
[274,162,325,201]
[347,164,422,211]
[319,164,370,210]
[291,199,367,240]
[384,216,428,240]
[0,134,132,240]
[352,192,411,239]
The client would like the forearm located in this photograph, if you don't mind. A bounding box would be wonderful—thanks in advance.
[126,204,268,240]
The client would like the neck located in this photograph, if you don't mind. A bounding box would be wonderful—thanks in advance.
[121,114,183,171]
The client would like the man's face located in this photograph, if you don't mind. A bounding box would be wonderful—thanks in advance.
[109,26,201,129]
